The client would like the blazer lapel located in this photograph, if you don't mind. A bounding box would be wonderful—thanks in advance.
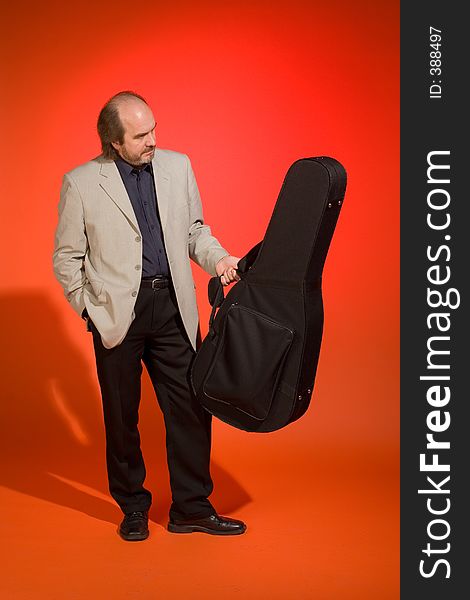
[152,151,171,233]
[98,160,140,232]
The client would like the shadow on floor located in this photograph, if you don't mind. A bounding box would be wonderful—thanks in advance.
[0,290,251,527]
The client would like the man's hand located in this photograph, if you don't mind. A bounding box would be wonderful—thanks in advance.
[216,255,241,286]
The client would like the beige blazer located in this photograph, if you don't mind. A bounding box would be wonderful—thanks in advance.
[53,149,229,350]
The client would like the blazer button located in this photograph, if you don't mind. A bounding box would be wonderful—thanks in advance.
[132,291,137,297]
[135,265,141,270]
[135,236,141,242]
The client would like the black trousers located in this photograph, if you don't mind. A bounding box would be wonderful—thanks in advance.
[90,282,216,521]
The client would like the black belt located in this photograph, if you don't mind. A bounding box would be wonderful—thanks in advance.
[140,276,171,289]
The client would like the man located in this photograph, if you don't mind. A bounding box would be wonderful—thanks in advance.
[53,90,246,541]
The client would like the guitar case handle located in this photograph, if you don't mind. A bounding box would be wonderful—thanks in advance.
[207,241,263,330]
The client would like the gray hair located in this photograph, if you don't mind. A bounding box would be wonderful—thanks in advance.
[97,91,148,159]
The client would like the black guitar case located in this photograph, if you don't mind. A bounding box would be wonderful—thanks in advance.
[191,157,346,432]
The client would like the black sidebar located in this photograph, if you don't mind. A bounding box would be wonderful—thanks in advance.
[401,2,467,598]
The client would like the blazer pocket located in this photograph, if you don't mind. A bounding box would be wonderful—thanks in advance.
[88,279,107,304]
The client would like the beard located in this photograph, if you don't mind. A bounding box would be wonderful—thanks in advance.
[120,146,155,167]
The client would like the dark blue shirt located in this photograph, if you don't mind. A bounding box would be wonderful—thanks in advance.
[115,157,169,278]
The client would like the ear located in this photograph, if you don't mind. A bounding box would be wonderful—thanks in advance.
[111,140,121,150]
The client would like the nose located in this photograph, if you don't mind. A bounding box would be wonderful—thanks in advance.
[145,129,156,147]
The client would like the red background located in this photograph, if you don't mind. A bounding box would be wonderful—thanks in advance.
[0,1,399,598]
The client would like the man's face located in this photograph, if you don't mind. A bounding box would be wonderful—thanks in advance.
[112,99,156,166]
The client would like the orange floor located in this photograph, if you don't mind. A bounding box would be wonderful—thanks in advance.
[1,366,398,599]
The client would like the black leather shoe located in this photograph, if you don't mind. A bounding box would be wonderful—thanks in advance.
[119,510,149,541]
[168,513,246,535]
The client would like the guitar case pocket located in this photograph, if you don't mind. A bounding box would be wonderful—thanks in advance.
[203,304,294,420]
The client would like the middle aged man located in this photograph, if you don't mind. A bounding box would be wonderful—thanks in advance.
[53,91,245,541]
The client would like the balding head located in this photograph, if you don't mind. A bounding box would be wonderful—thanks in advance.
[97,91,156,164]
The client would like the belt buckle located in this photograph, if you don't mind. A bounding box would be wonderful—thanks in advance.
[151,277,164,290]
